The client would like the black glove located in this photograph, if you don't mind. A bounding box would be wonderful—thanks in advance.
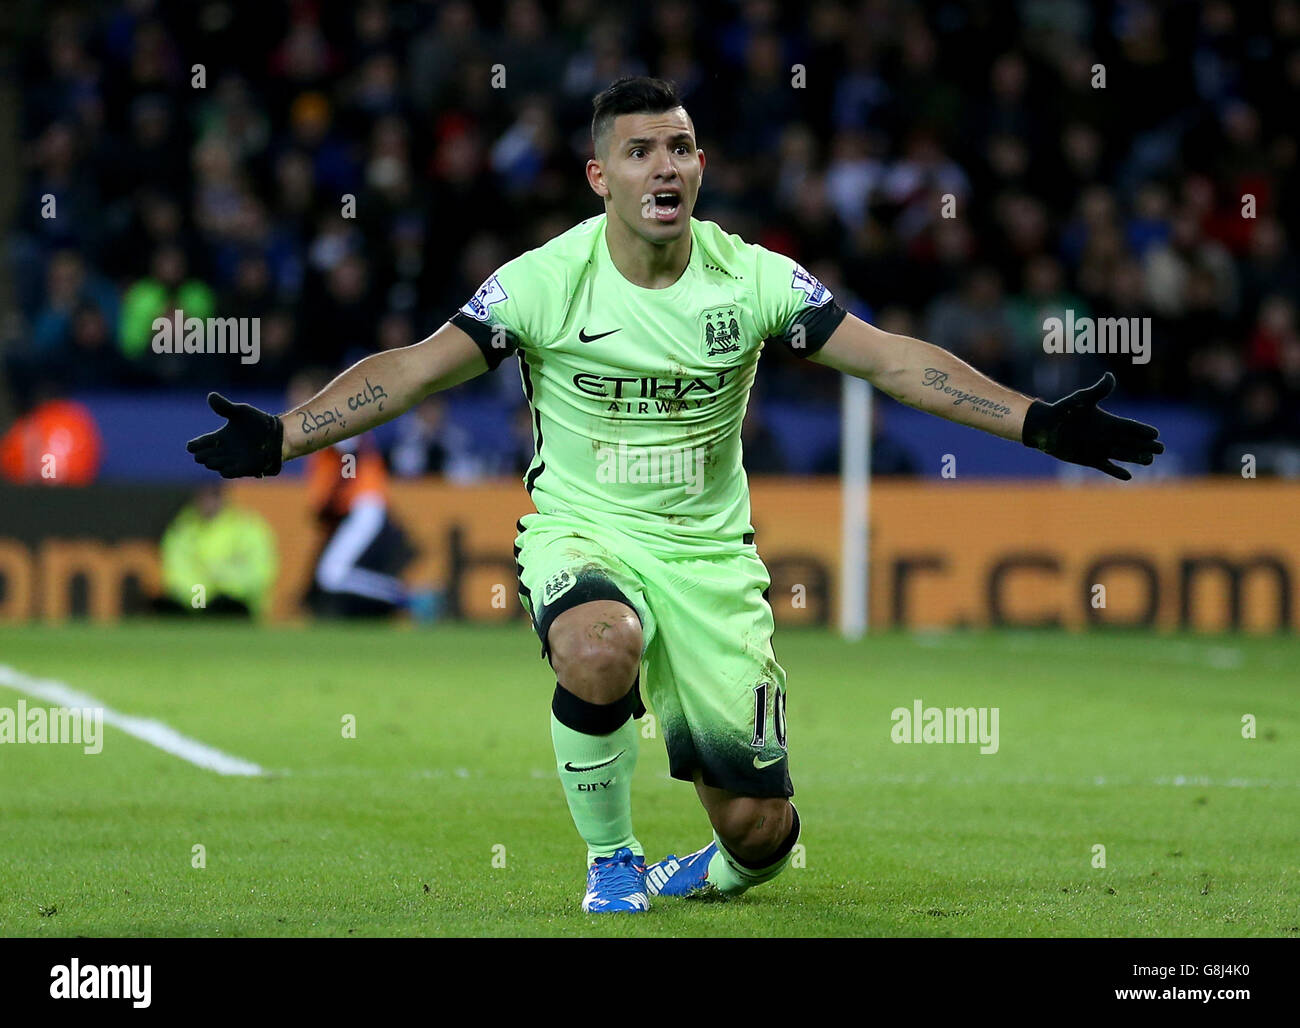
[186,392,284,478]
[1021,373,1163,481]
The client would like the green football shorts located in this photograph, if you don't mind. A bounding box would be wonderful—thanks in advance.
[513,511,792,798]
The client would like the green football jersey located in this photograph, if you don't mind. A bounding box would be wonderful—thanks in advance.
[450,214,846,556]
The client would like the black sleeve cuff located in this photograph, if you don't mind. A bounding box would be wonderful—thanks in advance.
[1021,399,1054,449]
[769,300,847,357]
[450,311,519,370]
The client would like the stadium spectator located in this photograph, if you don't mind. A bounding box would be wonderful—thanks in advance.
[1249,295,1298,372]
[384,394,482,480]
[289,371,417,618]
[924,266,1016,385]
[7,252,123,402]
[1210,372,1300,476]
[1239,218,1300,319]
[64,303,128,391]
[118,245,217,371]
[155,481,278,618]
[106,191,189,284]
[30,250,119,357]
[1144,206,1239,319]
[407,0,482,112]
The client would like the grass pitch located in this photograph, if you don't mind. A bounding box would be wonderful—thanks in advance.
[0,622,1296,937]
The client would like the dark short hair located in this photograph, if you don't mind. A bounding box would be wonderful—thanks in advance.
[591,77,686,158]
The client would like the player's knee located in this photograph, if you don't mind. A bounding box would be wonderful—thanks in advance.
[713,797,793,864]
[548,601,641,702]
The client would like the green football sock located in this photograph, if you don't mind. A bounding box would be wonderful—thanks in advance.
[551,712,641,865]
[707,804,801,896]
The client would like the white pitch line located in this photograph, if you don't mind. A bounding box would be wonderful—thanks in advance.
[0,664,265,776]
[911,630,1245,669]
[804,771,1300,789]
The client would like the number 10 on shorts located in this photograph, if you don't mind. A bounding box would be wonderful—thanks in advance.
[751,682,787,749]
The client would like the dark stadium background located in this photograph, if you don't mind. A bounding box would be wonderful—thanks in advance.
[3,0,1297,483]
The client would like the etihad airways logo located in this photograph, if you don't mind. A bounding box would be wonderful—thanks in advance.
[573,366,743,415]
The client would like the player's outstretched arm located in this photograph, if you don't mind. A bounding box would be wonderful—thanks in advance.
[810,312,1163,480]
[186,321,488,478]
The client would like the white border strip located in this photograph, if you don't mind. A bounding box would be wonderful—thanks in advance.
[0,664,265,776]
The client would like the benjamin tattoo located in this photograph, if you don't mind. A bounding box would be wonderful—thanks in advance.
[921,368,1012,418]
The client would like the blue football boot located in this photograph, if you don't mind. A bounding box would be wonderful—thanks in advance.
[581,847,650,913]
[644,842,725,899]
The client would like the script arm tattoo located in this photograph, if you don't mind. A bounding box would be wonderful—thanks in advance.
[278,321,488,462]
[920,368,1013,420]
[811,313,1032,442]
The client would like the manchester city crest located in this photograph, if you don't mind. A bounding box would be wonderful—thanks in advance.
[699,305,743,359]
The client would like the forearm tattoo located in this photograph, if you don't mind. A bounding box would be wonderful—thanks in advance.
[921,368,1011,419]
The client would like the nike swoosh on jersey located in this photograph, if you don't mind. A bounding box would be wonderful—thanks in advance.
[578,327,621,343]
[753,754,785,769]
[564,750,626,772]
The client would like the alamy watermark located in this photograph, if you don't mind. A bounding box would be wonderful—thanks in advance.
[1043,311,1150,365]
[50,959,150,1007]
[0,701,103,754]
[890,699,999,755]
[595,441,707,494]
[151,311,260,365]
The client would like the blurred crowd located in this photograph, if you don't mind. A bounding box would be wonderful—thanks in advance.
[6,0,1300,474]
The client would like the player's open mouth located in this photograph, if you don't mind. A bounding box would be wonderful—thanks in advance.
[651,191,681,221]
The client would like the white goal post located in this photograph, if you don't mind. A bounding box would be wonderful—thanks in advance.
[839,374,872,638]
